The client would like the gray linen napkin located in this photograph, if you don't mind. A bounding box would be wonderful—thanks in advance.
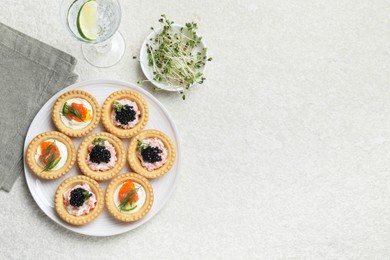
[0,23,78,191]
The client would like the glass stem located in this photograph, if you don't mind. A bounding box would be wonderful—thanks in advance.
[94,40,112,54]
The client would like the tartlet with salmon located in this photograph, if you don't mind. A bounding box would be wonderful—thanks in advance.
[55,175,104,225]
[26,131,76,179]
[105,173,154,222]
[52,90,101,137]
[77,132,126,181]
[128,129,176,179]
[101,90,149,138]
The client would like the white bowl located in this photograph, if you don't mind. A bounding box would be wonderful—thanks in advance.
[139,24,208,92]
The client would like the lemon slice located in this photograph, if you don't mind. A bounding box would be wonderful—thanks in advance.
[77,0,98,41]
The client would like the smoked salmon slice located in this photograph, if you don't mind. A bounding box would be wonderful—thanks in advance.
[118,181,139,203]
[39,141,60,164]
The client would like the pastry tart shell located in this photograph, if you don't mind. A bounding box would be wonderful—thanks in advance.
[26,131,76,179]
[128,129,176,179]
[77,132,126,181]
[54,175,104,226]
[52,90,101,137]
[101,90,149,138]
[105,173,154,222]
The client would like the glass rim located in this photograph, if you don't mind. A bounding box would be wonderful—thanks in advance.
[60,0,122,44]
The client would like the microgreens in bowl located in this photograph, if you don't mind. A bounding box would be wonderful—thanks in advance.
[138,15,212,100]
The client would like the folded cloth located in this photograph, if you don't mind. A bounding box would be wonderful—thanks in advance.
[0,23,78,191]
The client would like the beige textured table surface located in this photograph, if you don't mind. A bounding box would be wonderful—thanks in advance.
[1,0,390,259]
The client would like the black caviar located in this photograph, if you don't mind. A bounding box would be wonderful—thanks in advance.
[115,105,137,125]
[141,146,162,163]
[89,145,111,164]
[70,188,87,207]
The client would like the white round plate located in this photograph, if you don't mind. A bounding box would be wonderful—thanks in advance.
[23,79,180,236]
[139,24,208,91]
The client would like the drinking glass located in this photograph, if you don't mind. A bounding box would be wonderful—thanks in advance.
[60,0,125,68]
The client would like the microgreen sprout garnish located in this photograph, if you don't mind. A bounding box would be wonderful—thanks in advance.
[118,187,141,212]
[82,190,92,202]
[62,102,84,121]
[113,101,127,112]
[137,140,149,151]
[138,15,212,100]
[93,137,105,146]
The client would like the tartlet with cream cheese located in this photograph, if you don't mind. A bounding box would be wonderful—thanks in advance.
[128,129,176,179]
[105,173,154,222]
[77,132,126,181]
[101,90,149,138]
[52,90,100,137]
[26,131,76,179]
[55,175,104,225]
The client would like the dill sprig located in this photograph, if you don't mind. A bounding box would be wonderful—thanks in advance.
[92,137,105,146]
[62,102,84,121]
[118,186,141,211]
[43,154,61,171]
[82,190,92,202]
[137,140,149,151]
[138,15,212,100]
[113,101,127,112]
[42,142,54,157]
